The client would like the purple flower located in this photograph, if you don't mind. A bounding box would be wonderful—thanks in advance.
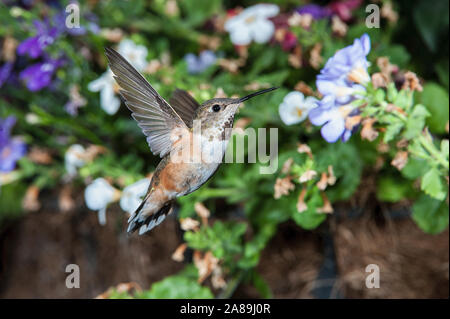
[296,4,332,20]
[0,62,13,88]
[309,96,356,143]
[318,34,370,83]
[184,51,217,74]
[309,34,371,143]
[0,116,26,172]
[17,20,59,59]
[19,58,63,91]
[317,76,365,105]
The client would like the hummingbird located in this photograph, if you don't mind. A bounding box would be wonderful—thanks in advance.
[105,47,277,235]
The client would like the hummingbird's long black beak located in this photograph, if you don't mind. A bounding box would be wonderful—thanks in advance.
[238,87,278,103]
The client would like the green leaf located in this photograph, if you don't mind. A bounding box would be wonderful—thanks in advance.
[383,121,403,143]
[255,70,290,87]
[373,88,386,104]
[250,270,273,299]
[421,168,447,200]
[0,182,27,222]
[291,190,327,229]
[441,140,449,159]
[178,0,222,27]
[434,59,449,90]
[417,83,450,134]
[138,268,214,299]
[403,104,430,139]
[393,90,411,109]
[184,221,247,260]
[376,45,410,68]
[412,194,449,234]
[237,222,277,269]
[412,0,449,52]
[401,157,429,180]
[314,142,362,201]
[408,139,429,159]
[376,176,415,202]
[249,49,277,76]
[387,83,398,102]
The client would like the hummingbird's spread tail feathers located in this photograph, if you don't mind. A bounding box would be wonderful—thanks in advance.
[127,201,173,235]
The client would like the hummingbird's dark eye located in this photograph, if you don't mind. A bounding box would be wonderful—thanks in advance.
[212,104,221,112]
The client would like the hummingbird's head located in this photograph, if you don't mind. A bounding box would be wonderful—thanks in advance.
[195,87,278,130]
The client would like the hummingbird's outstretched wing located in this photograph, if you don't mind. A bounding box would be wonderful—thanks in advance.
[169,89,200,128]
[105,47,188,158]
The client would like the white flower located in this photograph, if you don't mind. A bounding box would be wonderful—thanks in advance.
[88,39,148,115]
[117,39,148,72]
[119,178,151,214]
[87,69,121,115]
[224,4,279,46]
[279,91,318,125]
[65,144,86,176]
[84,178,120,225]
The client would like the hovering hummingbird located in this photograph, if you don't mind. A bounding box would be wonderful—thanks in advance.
[105,47,277,235]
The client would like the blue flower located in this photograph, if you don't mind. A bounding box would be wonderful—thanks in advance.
[0,62,13,88]
[309,34,370,143]
[184,51,217,74]
[17,20,60,59]
[309,96,357,143]
[19,58,63,92]
[296,4,332,20]
[316,76,365,105]
[0,116,26,172]
[317,33,370,86]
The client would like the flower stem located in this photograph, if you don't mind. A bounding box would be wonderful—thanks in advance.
[217,270,247,299]
[199,188,240,199]
[418,135,449,170]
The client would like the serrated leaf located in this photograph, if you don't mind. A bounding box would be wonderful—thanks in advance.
[387,83,398,102]
[403,104,430,139]
[384,121,403,142]
[184,221,247,260]
[393,90,410,109]
[374,89,386,104]
[408,139,429,159]
[421,168,447,200]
